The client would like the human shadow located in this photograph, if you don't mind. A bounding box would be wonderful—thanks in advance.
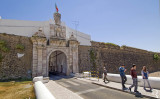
[49,73,75,81]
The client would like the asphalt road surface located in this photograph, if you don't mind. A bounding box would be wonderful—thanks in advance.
[51,75,149,99]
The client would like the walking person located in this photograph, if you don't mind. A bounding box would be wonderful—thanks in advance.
[129,64,138,92]
[141,66,152,91]
[103,67,109,83]
[119,65,127,90]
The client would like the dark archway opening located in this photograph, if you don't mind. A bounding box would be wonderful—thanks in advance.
[49,50,67,77]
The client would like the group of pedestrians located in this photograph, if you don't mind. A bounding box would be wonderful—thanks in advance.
[119,64,152,92]
[103,64,152,93]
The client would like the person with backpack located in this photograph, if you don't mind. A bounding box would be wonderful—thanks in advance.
[141,66,152,91]
[129,64,138,92]
[119,65,127,90]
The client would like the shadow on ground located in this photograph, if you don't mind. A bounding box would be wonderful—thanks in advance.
[49,74,75,81]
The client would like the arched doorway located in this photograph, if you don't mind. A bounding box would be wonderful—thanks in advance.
[49,50,67,76]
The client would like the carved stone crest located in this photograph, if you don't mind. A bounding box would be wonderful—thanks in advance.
[50,12,66,39]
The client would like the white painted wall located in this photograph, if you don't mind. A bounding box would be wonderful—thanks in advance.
[0,19,91,46]
[66,26,91,46]
[34,81,55,99]
[81,72,160,89]
[0,19,51,37]
[106,73,160,89]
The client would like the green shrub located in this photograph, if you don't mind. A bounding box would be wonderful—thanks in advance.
[16,44,25,50]
[0,40,6,46]
[89,49,97,70]
[2,33,7,36]
[154,53,159,60]
[0,40,9,52]
[0,54,3,62]
[1,46,9,52]
[104,42,119,47]
[121,45,126,47]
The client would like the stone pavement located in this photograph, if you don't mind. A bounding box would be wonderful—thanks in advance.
[45,80,83,99]
[77,77,160,99]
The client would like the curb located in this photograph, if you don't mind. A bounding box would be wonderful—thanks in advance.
[92,82,157,99]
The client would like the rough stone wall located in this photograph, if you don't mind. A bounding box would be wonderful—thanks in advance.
[0,33,32,80]
[78,41,160,76]
[78,45,91,73]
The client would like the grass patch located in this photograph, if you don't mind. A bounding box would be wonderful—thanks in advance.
[0,77,32,82]
[104,42,119,47]
[0,53,3,62]
[0,81,36,99]
[16,44,25,50]
[0,40,9,52]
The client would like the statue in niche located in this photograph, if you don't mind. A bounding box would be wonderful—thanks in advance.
[54,13,61,26]
[54,26,61,37]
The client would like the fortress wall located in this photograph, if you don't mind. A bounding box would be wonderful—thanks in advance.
[0,33,159,80]
[0,33,33,80]
[78,41,160,76]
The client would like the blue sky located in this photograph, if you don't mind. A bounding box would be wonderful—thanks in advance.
[0,0,160,52]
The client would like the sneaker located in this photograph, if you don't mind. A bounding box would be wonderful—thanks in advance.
[150,88,152,91]
[134,91,139,93]
[123,87,128,90]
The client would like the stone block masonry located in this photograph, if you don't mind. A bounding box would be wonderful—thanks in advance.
[79,41,160,76]
[0,33,160,80]
[0,33,32,80]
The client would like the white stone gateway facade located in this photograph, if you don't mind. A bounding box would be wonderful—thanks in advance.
[31,13,80,77]
[0,12,91,77]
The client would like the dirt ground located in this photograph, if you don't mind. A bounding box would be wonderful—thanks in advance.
[0,81,35,99]
[149,71,160,78]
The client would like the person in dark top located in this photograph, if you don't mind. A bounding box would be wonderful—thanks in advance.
[103,67,109,83]
[119,65,127,90]
[141,66,152,91]
[129,64,138,92]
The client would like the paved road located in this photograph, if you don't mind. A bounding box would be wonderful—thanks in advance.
[51,75,149,99]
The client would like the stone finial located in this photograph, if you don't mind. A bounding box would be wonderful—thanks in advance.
[32,27,46,38]
[69,32,77,41]
[54,13,61,25]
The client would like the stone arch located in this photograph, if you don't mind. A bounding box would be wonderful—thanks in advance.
[46,49,69,76]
